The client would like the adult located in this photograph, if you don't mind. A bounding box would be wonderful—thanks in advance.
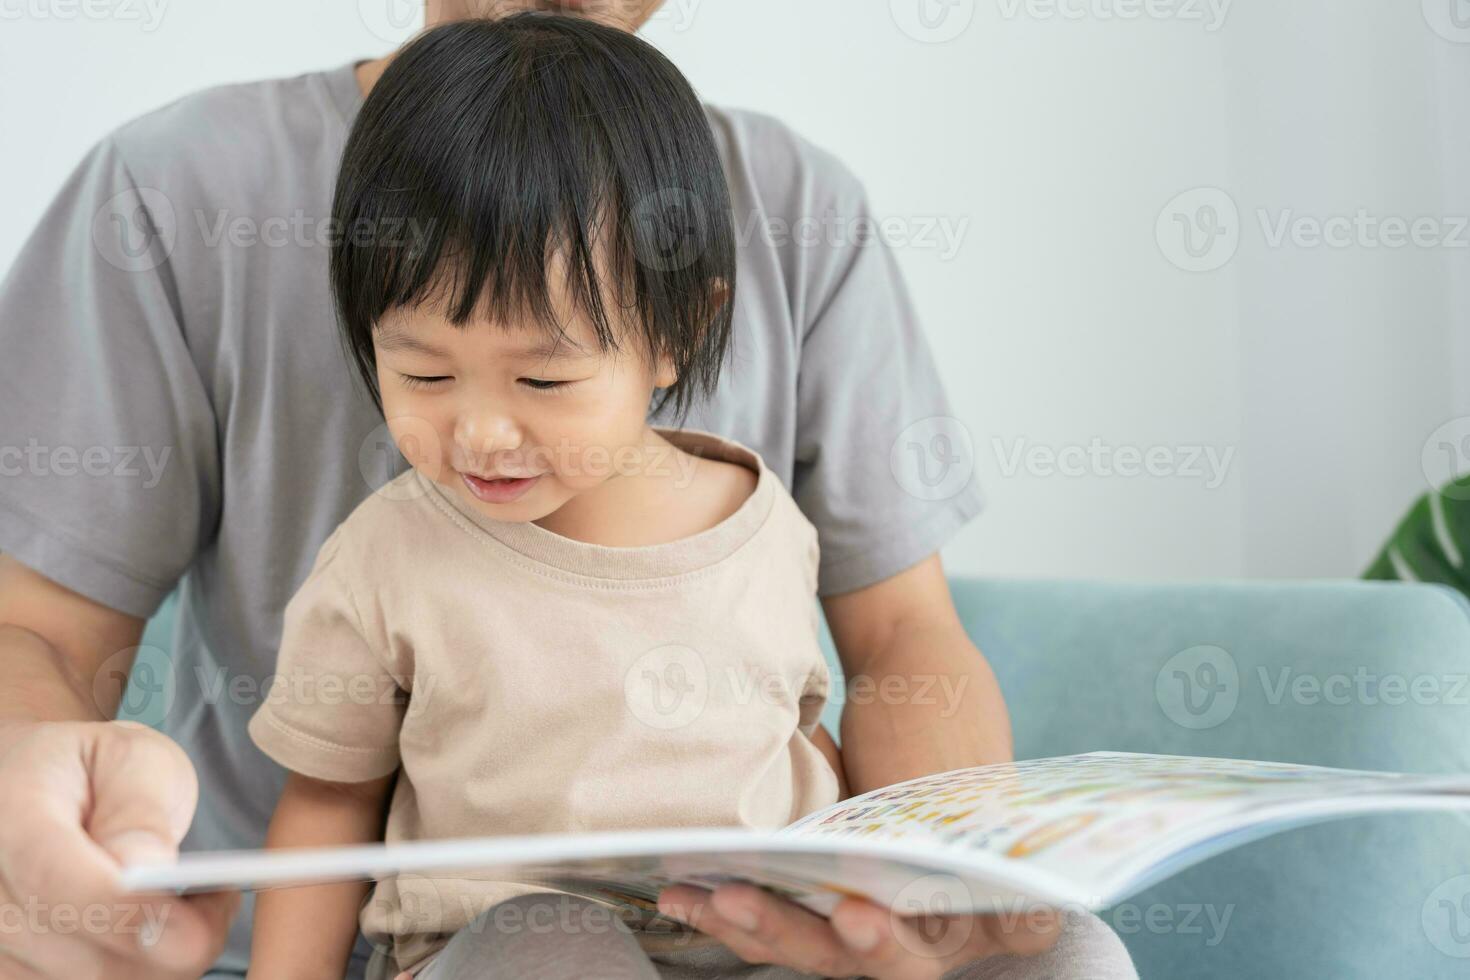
[0,2,1134,978]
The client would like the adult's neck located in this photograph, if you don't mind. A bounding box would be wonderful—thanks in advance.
[354,55,392,98]
[356,3,580,98]
[354,2,658,98]
[354,1,491,98]
[425,0,485,27]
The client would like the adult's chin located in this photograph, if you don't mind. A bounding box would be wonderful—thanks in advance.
[486,0,650,31]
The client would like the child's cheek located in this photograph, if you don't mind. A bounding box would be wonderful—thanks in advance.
[386,415,447,476]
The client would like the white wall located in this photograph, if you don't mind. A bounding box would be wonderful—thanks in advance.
[3,0,1467,583]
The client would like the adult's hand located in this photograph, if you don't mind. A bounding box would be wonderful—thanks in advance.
[0,720,238,978]
[657,883,1060,980]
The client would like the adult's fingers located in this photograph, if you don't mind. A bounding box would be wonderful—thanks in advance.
[660,882,1063,980]
[0,721,236,977]
[828,897,1061,980]
[660,884,865,977]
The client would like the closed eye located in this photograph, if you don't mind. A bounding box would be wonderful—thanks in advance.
[520,378,569,391]
[399,374,450,390]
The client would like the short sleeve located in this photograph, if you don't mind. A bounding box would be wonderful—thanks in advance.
[0,137,220,617]
[248,529,406,783]
[791,173,984,596]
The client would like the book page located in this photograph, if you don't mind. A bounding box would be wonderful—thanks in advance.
[785,752,1470,898]
[120,830,1086,916]
[121,753,1470,912]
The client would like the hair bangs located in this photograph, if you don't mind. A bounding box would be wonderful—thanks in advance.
[330,14,736,420]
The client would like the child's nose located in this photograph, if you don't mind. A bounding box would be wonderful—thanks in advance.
[453,407,523,459]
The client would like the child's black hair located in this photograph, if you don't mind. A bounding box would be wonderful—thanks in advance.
[329,13,735,422]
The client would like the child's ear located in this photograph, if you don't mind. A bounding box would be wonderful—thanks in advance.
[652,276,731,390]
[653,352,679,390]
[707,276,731,314]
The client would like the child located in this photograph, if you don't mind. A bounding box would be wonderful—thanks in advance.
[245,14,845,978]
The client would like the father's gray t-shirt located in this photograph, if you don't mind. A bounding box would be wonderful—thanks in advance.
[0,60,981,973]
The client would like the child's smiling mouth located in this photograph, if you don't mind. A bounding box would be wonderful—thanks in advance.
[460,471,543,504]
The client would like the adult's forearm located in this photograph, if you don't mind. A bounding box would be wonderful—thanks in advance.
[837,621,1012,795]
[0,624,108,727]
[0,554,149,725]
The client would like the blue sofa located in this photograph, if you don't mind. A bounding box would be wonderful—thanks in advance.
[138,578,1470,979]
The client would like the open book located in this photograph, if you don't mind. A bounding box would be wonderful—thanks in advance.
[121,752,1470,929]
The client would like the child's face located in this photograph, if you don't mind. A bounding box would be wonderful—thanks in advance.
[373,266,677,525]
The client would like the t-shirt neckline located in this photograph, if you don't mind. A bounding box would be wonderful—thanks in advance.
[414,427,776,581]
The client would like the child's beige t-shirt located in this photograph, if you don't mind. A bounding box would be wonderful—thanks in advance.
[247,427,840,972]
